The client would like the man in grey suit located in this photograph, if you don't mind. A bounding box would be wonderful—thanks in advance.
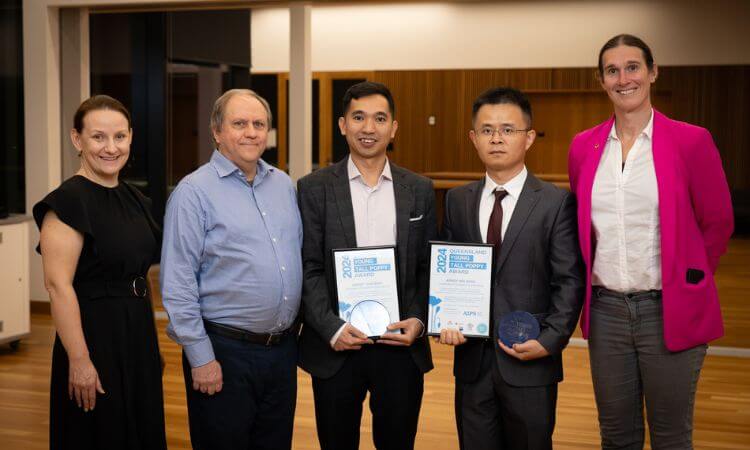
[438,87,585,450]
[297,81,437,449]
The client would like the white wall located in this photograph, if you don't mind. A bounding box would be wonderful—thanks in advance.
[21,0,750,301]
[251,0,750,72]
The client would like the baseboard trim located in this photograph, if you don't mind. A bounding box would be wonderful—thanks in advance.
[30,300,51,315]
[569,337,750,358]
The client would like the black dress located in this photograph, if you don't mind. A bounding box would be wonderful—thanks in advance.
[33,175,167,450]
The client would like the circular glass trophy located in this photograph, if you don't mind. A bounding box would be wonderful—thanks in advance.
[497,311,540,347]
[350,300,391,337]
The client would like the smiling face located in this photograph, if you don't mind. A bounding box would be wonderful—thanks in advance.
[71,109,132,185]
[338,94,398,161]
[600,44,657,115]
[470,103,535,178]
[213,94,269,175]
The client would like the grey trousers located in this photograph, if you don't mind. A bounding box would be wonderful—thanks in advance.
[589,288,707,450]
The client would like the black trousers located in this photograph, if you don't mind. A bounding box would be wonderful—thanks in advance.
[455,343,557,450]
[312,345,424,450]
[182,330,298,450]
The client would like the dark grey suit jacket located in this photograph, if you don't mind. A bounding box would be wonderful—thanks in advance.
[297,158,437,379]
[443,172,584,387]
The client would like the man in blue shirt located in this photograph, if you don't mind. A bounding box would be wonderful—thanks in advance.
[161,89,303,450]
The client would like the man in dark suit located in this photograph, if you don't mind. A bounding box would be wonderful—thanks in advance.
[297,81,437,450]
[438,87,584,450]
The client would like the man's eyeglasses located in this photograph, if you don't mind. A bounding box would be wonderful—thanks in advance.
[476,126,531,139]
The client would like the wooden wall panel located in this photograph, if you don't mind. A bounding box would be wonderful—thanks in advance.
[380,68,602,176]
[272,66,748,194]
[524,90,672,175]
[659,66,750,190]
[370,66,748,192]
[425,70,467,173]
[524,92,609,175]
[374,71,431,172]
[550,68,600,90]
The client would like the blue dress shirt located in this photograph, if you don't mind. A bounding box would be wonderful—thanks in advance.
[161,150,303,367]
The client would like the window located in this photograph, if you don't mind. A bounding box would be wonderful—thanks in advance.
[0,0,24,216]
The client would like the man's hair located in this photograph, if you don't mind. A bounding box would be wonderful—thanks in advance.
[472,87,532,128]
[210,89,273,142]
[341,81,396,117]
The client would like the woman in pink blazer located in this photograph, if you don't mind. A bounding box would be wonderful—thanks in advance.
[568,34,733,449]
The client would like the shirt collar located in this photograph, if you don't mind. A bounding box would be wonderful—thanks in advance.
[210,150,272,183]
[608,108,654,141]
[347,155,393,182]
[483,166,528,200]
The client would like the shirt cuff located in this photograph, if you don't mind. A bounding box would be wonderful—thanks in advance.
[183,338,216,368]
[329,323,347,348]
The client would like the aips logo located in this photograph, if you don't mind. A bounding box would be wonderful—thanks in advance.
[342,256,352,278]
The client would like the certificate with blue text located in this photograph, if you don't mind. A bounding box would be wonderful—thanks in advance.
[332,246,401,338]
[427,242,493,338]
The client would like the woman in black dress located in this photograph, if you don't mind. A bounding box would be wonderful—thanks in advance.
[33,95,166,450]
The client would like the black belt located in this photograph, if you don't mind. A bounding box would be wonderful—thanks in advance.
[593,286,661,301]
[203,320,299,346]
[75,276,149,301]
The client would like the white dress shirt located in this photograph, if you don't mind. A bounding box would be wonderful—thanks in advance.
[591,109,662,292]
[479,167,528,244]
[348,156,397,247]
[330,157,398,346]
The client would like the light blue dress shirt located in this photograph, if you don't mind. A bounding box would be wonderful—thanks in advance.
[161,150,303,367]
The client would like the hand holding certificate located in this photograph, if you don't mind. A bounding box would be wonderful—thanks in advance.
[333,246,401,339]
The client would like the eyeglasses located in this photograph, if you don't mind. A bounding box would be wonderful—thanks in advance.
[475,126,531,139]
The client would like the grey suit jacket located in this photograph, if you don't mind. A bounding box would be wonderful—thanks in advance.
[442,172,584,387]
[297,158,437,379]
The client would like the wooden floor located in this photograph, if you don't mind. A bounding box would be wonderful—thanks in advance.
[711,238,750,348]
[566,237,750,348]
[1,314,749,450]
[2,238,750,449]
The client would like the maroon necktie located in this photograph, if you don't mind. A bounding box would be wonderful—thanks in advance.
[486,189,508,250]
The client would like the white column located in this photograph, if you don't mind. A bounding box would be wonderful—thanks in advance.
[23,1,61,301]
[288,1,312,181]
[60,7,90,180]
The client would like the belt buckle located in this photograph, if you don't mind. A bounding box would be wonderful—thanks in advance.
[132,276,148,298]
[265,333,282,346]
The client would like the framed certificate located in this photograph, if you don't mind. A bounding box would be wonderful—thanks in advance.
[427,241,493,338]
[332,246,401,338]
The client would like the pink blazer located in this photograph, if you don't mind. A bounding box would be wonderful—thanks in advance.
[568,110,734,351]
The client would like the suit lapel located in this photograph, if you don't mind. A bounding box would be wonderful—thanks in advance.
[577,116,612,268]
[392,164,414,287]
[651,110,677,284]
[331,159,357,248]
[466,178,485,243]
[495,174,542,275]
